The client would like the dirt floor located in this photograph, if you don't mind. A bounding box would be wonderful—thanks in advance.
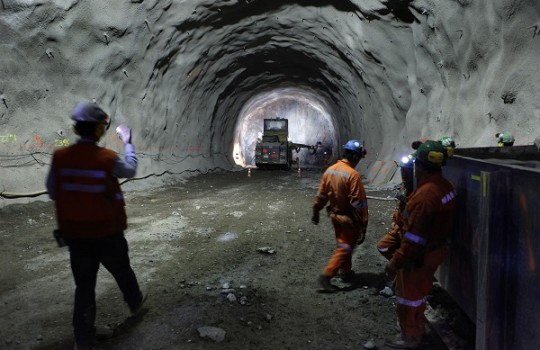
[0,168,475,350]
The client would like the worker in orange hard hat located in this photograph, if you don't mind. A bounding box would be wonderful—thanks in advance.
[311,139,369,292]
[46,102,147,350]
[383,140,457,349]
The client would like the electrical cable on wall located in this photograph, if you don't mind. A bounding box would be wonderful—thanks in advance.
[0,149,239,199]
[0,166,240,199]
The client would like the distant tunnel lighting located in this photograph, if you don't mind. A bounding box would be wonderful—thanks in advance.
[232,88,337,168]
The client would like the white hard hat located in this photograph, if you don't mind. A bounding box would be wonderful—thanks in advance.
[71,103,111,127]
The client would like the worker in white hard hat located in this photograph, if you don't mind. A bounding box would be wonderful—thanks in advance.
[46,102,146,350]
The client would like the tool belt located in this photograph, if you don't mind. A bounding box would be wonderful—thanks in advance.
[326,205,357,219]
[326,206,351,224]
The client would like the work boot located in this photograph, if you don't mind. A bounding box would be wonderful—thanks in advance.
[339,270,355,283]
[95,325,114,340]
[318,275,340,293]
[384,333,421,349]
[74,343,95,350]
[379,285,395,297]
[130,288,148,317]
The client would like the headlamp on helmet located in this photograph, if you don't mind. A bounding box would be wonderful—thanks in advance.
[399,153,414,168]
[343,139,367,158]
[439,136,456,157]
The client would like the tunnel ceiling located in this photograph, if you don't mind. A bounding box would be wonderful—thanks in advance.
[1,0,540,200]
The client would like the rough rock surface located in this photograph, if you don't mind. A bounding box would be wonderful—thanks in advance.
[2,1,540,205]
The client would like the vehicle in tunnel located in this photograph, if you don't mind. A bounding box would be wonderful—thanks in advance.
[254,118,321,170]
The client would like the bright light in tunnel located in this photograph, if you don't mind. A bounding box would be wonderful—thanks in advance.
[233,88,337,168]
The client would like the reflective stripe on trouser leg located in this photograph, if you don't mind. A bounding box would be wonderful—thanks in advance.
[377,228,401,261]
[323,219,359,277]
[395,268,429,339]
[394,247,448,339]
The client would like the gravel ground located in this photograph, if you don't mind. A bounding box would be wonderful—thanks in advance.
[0,168,475,350]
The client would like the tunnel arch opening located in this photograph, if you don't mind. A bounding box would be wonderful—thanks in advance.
[232,87,338,169]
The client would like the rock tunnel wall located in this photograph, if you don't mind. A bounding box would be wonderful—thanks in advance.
[1,0,539,205]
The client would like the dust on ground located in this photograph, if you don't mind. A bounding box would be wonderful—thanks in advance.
[0,168,474,350]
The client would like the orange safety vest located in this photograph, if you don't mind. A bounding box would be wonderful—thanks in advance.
[52,143,127,238]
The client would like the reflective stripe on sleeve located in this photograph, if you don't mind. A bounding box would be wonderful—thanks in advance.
[59,168,107,178]
[403,231,426,245]
[352,201,368,208]
[442,190,457,204]
[337,242,352,251]
[115,193,124,200]
[396,296,427,307]
[377,247,389,253]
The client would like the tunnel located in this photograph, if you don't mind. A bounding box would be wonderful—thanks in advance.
[0,0,540,348]
[1,1,540,198]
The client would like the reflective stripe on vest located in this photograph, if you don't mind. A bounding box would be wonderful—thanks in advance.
[378,247,389,253]
[396,296,427,307]
[404,231,426,245]
[325,169,350,179]
[59,168,107,178]
[61,183,106,193]
[441,190,457,205]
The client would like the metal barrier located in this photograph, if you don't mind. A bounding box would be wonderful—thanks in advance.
[439,147,540,350]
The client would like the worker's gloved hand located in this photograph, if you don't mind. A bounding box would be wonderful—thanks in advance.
[311,210,320,225]
[384,261,397,282]
[116,124,132,144]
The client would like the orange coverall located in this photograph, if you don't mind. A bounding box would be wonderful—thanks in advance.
[313,159,369,277]
[377,199,407,261]
[389,173,457,341]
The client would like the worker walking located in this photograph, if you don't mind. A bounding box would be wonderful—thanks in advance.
[311,139,369,292]
[383,140,457,349]
[46,103,146,350]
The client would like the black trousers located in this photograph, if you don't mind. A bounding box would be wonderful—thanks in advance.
[66,233,142,347]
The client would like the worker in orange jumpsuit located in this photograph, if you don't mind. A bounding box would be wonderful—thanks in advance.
[312,139,369,292]
[376,151,414,297]
[384,140,457,349]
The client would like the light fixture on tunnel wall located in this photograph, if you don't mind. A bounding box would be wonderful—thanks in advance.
[232,87,337,169]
